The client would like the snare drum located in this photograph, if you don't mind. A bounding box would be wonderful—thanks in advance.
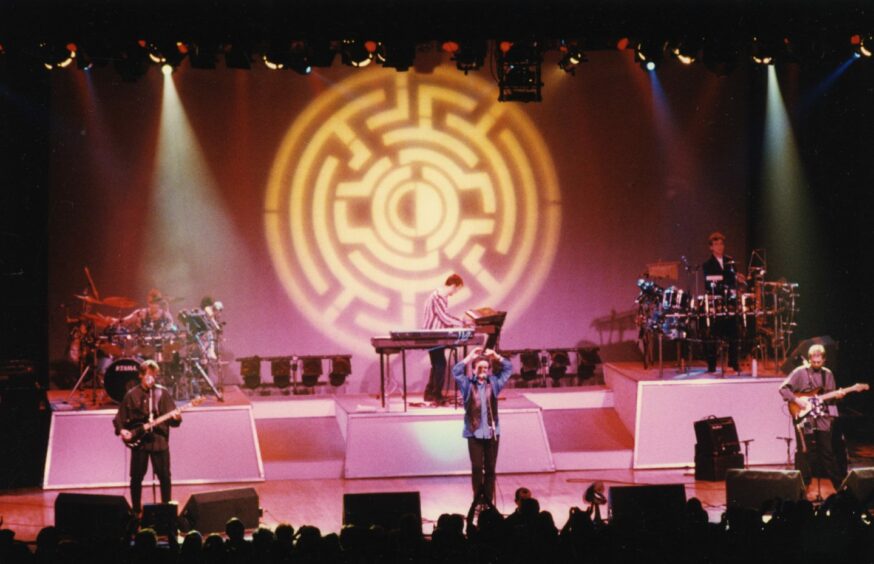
[97,327,139,357]
[104,357,141,402]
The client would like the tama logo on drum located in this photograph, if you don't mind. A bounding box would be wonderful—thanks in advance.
[115,365,139,371]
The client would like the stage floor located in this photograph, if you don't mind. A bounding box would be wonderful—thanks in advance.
[0,465,841,544]
[8,363,872,543]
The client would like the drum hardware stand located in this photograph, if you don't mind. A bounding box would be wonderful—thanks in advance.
[68,344,101,405]
[188,333,224,401]
[188,358,224,401]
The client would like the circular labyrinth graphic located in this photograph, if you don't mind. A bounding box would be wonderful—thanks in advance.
[265,67,561,356]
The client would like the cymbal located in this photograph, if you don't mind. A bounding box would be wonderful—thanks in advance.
[74,294,138,308]
[164,296,186,304]
[81,312,116,329]
[101,296,138,308]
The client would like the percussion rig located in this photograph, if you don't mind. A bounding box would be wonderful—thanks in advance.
[634,249,799,372]
[65,272,226,404]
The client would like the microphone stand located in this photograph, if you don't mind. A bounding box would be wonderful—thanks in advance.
[149,387,158,507]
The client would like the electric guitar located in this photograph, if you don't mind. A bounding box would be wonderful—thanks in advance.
[122,397,203,449]
[787,383,869,424]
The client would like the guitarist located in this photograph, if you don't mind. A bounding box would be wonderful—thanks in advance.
[778,344,846,490]
[113,359,182,515]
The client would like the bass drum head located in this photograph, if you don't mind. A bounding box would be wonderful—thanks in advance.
[104,358,141,403]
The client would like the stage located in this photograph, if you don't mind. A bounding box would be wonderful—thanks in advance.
[41,361,790,487]
[0,360,817,541]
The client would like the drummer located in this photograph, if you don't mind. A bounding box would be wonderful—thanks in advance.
[702,232,744,373]
[119,288,177,333]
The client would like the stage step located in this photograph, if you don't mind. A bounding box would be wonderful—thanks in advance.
[255,417,345,480]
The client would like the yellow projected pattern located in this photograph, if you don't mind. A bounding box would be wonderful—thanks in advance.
[265,68,561,356]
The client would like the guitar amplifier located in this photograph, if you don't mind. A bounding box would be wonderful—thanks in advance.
[694,416,740,456]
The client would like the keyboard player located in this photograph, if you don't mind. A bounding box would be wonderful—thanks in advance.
[422,273,470,404]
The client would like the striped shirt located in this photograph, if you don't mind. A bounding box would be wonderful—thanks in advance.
[423,289,463,329]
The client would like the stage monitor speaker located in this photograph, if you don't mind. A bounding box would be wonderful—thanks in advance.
[179,487,260,534]
[343,491,422,533]
[694,416,740,456]
[726,469,805,511]
[840,467,874,507]
[142,502,178,537]
[608,484,686,532]
[54,493,132,539]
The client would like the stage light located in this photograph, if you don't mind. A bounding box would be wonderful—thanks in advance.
[671,39,700,65]
[40,42,76,70]
[262,48,285,70]
[519,350,540,381]
[441,40,459,54]
[577,347,602,379]
[161,63,173,75]
[635,40,664,72]
[329,355,352,387]
[239,357,261,389]
[851,34,873,58]
[497,41,543,102]
[147,41,187,69]
[188,41,218,69]
[377,40,416,72]
[548,350,570,383]
[558,41,586,75]
[301,357,323,387]
[750,37,777,65]
[286,41,313,75]
[341,39,373,67]
[450,40,487,74]
[270,357,291,389]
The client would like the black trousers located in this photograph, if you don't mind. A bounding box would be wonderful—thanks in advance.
[130,448,172,512]
[467,437,500,504]
[425,347,447,401]
[795,428,844,491]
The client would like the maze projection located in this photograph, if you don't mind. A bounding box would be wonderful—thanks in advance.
[265,68,561,356]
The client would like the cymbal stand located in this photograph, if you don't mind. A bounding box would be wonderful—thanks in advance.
[68,341,99,404]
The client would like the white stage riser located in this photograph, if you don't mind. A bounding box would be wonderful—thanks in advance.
[342,408,555,479]
[603,365,792,468]
[44,406,264,489]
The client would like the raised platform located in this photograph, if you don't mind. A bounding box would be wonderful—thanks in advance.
[44,363,790,487]
[604,362,792,468]
[44,387,264,489]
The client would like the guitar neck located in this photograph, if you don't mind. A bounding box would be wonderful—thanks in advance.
[818,384,867,402]
[143,408,181,431]
[142,399,201,431]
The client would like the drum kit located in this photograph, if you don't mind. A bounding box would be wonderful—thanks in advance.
[65,275,225,404]
[635,250,799,370]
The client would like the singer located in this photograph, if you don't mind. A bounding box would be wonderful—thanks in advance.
[452,347,513,507]
[113,359,182,516]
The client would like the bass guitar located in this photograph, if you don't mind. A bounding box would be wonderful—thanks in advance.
[122,397,203,449]
[788,383,868,424]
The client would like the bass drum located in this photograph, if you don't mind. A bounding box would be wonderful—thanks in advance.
[104,358,141,403]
